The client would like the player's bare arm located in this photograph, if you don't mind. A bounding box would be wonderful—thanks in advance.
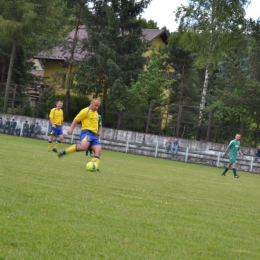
[50,118,56,128]
[223,148,229,157]
[67,119,78,135]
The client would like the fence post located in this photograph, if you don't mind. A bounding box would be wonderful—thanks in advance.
[185,147,189,162]
[125,136,130,153]
[216,152,221,167]
[249,156,254,172]
[20,122,24,137]
[71,132,75,144]
[45,122,49,140]
[155,141,158,157]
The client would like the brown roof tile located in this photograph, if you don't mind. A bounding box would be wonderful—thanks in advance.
[34,26,167,61]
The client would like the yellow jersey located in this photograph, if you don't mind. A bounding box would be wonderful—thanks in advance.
[75,107,99,134]
[49,108,64,126]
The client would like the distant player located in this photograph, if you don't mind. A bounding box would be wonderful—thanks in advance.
[57,98,102,171]
[48,100,64,152]
[221,133,243,178]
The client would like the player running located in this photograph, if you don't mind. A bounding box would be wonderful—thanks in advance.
[57,98,102,171]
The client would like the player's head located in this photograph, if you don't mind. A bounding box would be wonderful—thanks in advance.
[90,98,101,111]
[56,101,63,109]
[235,133,241,141]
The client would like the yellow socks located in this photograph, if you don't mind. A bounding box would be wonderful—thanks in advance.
[92,156,100,168]
[48,142,52,151]
[55,140,61,149]
[65,144,77,154]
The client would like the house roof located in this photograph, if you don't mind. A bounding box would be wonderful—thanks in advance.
[142,29,168,44]
[35,26,88,61]
[34,26,168,61]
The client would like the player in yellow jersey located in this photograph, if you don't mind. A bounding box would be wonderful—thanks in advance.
[47,101,64,152]
[57,98,102,170]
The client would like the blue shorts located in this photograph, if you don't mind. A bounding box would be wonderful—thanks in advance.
[80,130,101,147]
[49,125,63,136]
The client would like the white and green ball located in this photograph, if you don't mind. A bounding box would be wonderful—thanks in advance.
[86,161,97,172]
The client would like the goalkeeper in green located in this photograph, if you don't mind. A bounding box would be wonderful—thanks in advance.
[221,133,243,178]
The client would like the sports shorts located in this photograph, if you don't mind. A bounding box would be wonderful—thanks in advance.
[49,125,63,136]
[80,130,101,147]
[229,157,236,164]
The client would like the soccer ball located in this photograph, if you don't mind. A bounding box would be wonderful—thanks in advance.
[86,161,97,172]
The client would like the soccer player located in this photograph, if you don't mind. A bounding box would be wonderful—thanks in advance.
[221,133,243,178]
[57,98,102,170]
[47,100,64,152]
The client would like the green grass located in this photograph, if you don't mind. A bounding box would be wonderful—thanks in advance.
[1,134,260,260]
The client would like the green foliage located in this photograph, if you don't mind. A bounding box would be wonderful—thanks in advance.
[46,93,91,121]
[0,0,65,113]
[0,0,62,46]
[77,0,151,124]
[138,17,159,29]
[130,50,174,105]
[21,101,34,117]
[174,0,250,131]
[128,50,175,133]
[12,47,34,85]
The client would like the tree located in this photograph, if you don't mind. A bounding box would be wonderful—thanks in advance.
[59,0,90,116]
[0,0,62,113]
[138,18,159,29]
[129,50,175,135]
[165,33,202,137]
[175,0,250,139]
[76,0,152,126]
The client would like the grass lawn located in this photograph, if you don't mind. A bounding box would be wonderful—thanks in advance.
[1,134,260,260]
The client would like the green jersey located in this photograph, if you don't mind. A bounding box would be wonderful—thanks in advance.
[98,115,102,130]
[228,139,240,158]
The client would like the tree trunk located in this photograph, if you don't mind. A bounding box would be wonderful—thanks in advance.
[176,104,183,138]
[197,60,210,140]
[64,12,82,116]
[143,101,153,142]
[102,84,108,125]
[36,92,41,118]
[180,64,185,104]
[145,101,153,134]
[198,60,210,126]
[206,109,213,141]
[1,57,7,82]
[11,84,17,114]
[3,39,17,113]
[116,111,122,130]
[197,33,214,140]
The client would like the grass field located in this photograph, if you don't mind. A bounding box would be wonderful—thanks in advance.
[1,134,260,260]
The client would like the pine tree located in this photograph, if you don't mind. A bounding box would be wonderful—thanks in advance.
[0,0,62,113]
[75,0,151,125]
